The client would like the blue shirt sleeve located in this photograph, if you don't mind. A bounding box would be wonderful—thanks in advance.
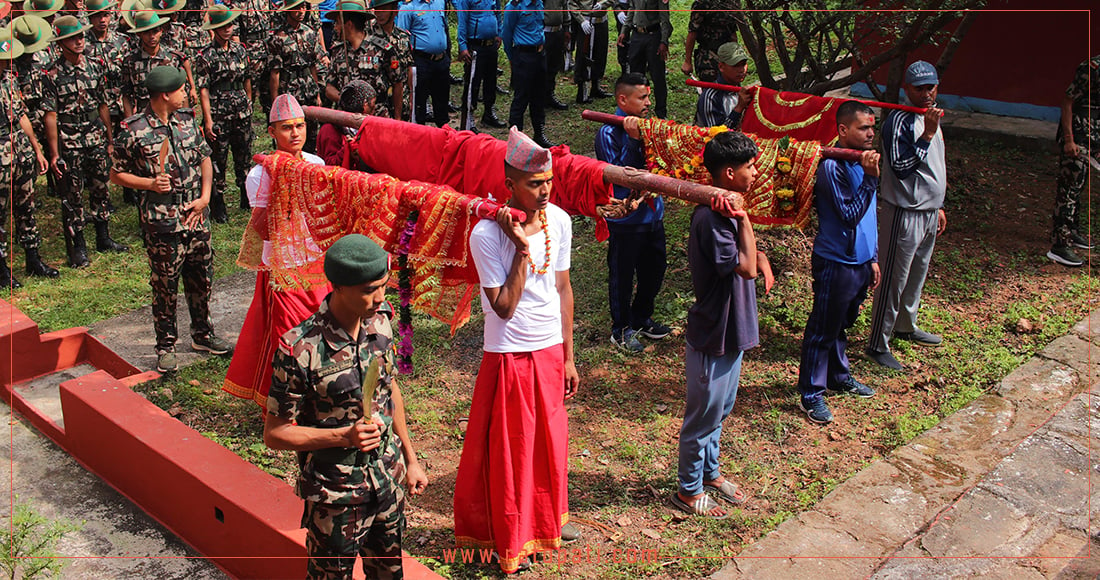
[501,4,517,58]
[882,110,929,179]
[455,0,470,51]
[819,159,877,229]
[594,123,645,201]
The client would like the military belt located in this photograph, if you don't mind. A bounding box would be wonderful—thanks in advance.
[413,50,446,61]
[469,38,496,47]
[57,110,99,124]
[211,80,246,91]
[514,44,544,53]
[634,24,657,33]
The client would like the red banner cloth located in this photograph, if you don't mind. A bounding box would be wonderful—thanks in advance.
[742,86,840,144]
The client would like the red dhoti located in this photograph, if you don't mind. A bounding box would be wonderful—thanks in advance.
[453,344,569,573]
[222,271,331,407]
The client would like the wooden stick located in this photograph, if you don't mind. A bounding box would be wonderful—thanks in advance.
[684,79,928,115]
[251,153,527,222]
[580,110,863,163]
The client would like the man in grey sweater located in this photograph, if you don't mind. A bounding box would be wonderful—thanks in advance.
[866,60,947,371]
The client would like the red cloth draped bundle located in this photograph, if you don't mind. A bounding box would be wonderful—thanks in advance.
[352,116,616,239]
[237,153,519,332]
[742,86,840,144]
[638,118,822,228]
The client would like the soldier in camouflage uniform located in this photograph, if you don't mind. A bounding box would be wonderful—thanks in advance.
[126,0,202,104]
[265,234,428,580]
[366,0,410,120]
[682,0,740,83]
[1,28,60,288]
[120,6,193,115]
[326,0,403,120]
[1047,55,1099,267]
[10,14,58,207]
[86,0,128,128]
[230,0,273,112]
[268,0,322,148]
[45,16,129,268]
[195,4,252,221]
[110,65,233,372]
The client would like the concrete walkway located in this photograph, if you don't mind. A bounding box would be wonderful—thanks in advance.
[714,310,1098,579]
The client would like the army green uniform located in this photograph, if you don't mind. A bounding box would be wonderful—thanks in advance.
[121,44,190,113]
[268,18,321,106]
[112,106,216,354]
[14,51,52,157]
[1053,55,1099,248]
[327,35,401,120]
[623,0,671,118]
[268,299,407,580]
[160,20,207,61]
[366,21,412,120]
[44,54,113,240]
[233,0,273,110]
[88,27,129,126]
[196,38,253,210]
[686,0,741,82]
[0,71,46,259]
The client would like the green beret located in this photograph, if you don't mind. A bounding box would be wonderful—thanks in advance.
[145,65,185,94]
[324,234,389,286]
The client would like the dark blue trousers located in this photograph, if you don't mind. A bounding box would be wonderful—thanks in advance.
[607,223,666,332]
[507,49,547,131]
[797,255,873,403]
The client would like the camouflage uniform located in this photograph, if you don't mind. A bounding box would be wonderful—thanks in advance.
[111,106,216,354]
[268,299,407,580]
[686,0,741,82]
[232,0,273,110]
[268,19,321,106]
[14,51,52,156]
[327,35,401,120]
[160,20,208,61]
[121,44,190,113]
[1053,55,1099,247]
[367,21,412,120]
[195,38,254,210]
[44,54,113,239]
[87,27,129,124]
[0,71,45,258]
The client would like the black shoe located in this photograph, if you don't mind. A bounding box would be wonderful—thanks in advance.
[24,248,59,278]
[548,96,569,110]
[799,397,833,424]
[192,335,234,355]
[496,84,510,95]
[94,221,129,253]
[591,83,612,98]
[1070,232,1094,250]
[634,319,671,340]
[865,348,903,370]
[66,231,90,269]
[448,102,459,113]
[533,132,556,149]
[827,376,875,398]
[0,258,22,289]
[480,111,507,128]
[210,203,229,224]
[1047,245,1084,267]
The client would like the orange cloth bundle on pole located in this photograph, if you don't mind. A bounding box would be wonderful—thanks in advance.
[638,118,822,228]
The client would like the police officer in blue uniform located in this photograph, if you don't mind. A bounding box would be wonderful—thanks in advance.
[501,0,553,147]
[455,0,505,131]
[397,0,451,127]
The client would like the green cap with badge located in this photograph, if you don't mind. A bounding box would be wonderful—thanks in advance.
[145,64,185,94]
[324,234,389,286]
[51,15,90,41]
[202,4,241,30]
[717,42,748,66]
[370,0,398,8]
[86,0,115,15]
[10,14,53,53]
[0,30,25,60]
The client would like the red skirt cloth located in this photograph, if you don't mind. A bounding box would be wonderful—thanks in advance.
[453,344,569,573]
[222,271,331,407]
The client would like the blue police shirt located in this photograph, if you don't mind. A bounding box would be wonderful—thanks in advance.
[319,0,337,23]
[500,0,544,60]
[812,158,878,265]
[396,0,449,55]
[455,0,501,51]
[593,107,665,228]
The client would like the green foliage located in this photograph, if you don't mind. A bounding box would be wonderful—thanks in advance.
[0,502,82,580]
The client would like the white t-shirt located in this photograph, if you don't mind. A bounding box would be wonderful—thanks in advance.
[245,152,325,266]
[469,203,572,354]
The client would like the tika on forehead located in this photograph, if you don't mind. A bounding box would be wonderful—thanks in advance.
[270,94,305,124]
[505,126,552,177]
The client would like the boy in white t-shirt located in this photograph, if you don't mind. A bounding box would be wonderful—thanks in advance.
[453,127,579,573]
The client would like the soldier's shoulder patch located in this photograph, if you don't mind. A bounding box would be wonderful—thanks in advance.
[121,113,147,129]
[377,301,395,320]
[176,108,196,120]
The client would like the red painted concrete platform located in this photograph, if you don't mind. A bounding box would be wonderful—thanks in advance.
[1,299,441,579]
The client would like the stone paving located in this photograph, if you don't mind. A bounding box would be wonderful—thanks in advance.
[714,310,1098,579]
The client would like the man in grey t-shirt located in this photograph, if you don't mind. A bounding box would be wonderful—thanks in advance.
[865,61,947,371]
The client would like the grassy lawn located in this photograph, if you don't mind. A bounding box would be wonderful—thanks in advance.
[7,8,1099,579]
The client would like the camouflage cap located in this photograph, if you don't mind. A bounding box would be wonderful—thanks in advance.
[145,64,185,94]
[51,14,91,41]
[324,234,389,286]
[0,30,25,60]
[716,42,748,66]
[505,126,552,175]
[10,14,53,53]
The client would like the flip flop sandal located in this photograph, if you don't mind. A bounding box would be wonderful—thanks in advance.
[669,493,729,520]
[704,480,746,505]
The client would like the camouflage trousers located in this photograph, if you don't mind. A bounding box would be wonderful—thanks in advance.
[58,144,111,239]
[0,150,42,258]
[209,115,254,208]
[142,228,215,353]
[245,40,272,112]
[302,496,405,580]
[693,49,721,86]
[1052,147,1097,246]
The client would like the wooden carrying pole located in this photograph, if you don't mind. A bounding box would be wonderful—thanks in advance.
[580,109,864,163]
[303,107,745,210]
[251,153,528,222]
[684,79,928,115]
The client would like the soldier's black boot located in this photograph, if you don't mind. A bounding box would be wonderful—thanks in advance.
[94,221,129,253]
[24,248,59,279]
[210,191,229,224]
[66,231,90,269]
[548,95,569,111]
[533,126,556,149]
[591,81,612,99]
[0,256,22,289]
[240,190,251,210]
[480,110,506,128]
